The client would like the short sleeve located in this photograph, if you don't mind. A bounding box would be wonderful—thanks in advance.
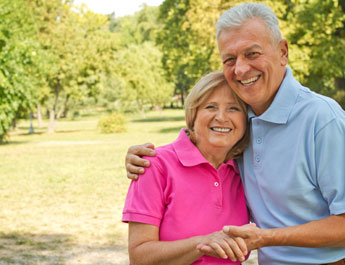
[315,118,345,215]
[122,156,167,227]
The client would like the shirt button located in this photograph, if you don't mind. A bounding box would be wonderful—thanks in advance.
[214,182,219,187]
[256,137,262,144]
[255,156,260,162]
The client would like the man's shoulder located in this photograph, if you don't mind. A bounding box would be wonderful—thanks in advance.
[297,88,344,118]
[295,88,345,133]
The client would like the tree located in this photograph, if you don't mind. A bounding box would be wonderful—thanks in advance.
[114,42,174,115]
[30,0,118,132]
[284,0,345,108]
[0,0,44,141]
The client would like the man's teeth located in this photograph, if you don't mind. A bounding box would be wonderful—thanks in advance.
[240,76,259,85]
[212,128,231,132]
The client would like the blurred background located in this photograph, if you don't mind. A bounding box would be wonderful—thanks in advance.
[0,0,344,264]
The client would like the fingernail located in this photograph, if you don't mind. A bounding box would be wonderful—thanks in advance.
[139,168,145,173]
[144,161,149,167]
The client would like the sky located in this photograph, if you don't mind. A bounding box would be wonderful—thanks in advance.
[73,0,164,17]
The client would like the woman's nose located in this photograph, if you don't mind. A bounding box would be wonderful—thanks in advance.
[215,109,227,122]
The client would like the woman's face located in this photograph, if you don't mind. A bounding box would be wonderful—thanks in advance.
[193,83,247,155]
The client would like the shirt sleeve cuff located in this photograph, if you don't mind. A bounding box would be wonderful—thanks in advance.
[122,212,161,227]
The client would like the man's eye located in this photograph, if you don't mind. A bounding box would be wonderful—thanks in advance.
[223,58,235,65]
[248,52,260,58]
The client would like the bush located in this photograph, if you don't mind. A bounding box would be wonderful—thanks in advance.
[97,113,127,133]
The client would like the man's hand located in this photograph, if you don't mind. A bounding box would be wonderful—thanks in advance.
[223,223,264,251]
[196,231,248,262]
[125,143,156,180]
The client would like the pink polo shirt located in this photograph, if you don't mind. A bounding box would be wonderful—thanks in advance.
[122,129,249,264]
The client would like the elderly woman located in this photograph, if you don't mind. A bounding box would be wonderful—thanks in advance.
[122,71,250,265]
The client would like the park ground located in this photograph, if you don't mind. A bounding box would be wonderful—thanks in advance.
[0,109,257,265]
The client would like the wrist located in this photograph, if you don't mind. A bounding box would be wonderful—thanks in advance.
[260,228,276,248]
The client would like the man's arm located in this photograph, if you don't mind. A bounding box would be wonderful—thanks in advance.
[199,213,345,255]
[224,213,345,250]
[125,143,156,179]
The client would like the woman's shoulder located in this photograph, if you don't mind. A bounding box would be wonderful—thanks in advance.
[143,142,178,169]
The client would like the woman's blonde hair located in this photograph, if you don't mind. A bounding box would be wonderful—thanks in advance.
[185,71,249,160]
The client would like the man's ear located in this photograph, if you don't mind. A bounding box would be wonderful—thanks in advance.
[279,39,288,66]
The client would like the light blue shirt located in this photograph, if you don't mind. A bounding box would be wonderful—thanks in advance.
[238,67,345,265]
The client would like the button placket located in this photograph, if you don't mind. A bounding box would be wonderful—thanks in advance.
[251,118,264,168]
[213,168,224,208]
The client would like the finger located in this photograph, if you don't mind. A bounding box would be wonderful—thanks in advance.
[223,225,243,238]
[127,172,138,180]
[197,245,218,257]
[210,243,228,259]
[235,237,248,256]
[143,142,155,150]
[225,238,245,262]
[128,144,156,157]
[127,154,151,168]
[126,163,146,176]
[223,225,231,234]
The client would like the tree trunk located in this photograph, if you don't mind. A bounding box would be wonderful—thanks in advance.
[48,82,60,133]
[37,103,43,128]
[11,119,17,130]
[57,94,70,119]
[48,110,55,133]
[335,77,345,91]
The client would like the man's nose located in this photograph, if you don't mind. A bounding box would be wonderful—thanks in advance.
[234,57,250,77]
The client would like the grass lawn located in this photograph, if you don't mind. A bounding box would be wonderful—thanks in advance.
[0,108,257,265]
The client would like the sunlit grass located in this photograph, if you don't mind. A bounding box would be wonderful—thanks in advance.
[0,109,185,264]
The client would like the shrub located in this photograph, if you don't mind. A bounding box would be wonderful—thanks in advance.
[98,113,127,133]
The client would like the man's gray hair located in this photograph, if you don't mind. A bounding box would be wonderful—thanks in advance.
[216,3,282,44]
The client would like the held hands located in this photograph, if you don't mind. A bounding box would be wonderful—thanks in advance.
[197,223,264,261]
[196,231,248,262]
[125,143,156,180]
[223,223,264,251]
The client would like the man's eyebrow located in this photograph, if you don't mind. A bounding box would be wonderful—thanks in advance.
[245,44,262,51]
[221,53,234,60]
[221,44,263,59]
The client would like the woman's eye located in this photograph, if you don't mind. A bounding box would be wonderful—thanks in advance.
[228,106,240,111]
[205,105,215,109]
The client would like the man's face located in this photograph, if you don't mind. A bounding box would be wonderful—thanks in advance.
[218,18,288,115]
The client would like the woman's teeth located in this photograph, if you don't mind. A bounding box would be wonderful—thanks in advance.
[211,128,231,132]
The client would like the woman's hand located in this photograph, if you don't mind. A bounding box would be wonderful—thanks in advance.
[125,143,156,180]
[197,230,248,262]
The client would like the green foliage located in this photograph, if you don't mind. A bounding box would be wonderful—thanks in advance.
[98,113,127,133]
[285,0,345,102]
[2,0,344,140]
[114,42,174,113]
[0,0,43,141]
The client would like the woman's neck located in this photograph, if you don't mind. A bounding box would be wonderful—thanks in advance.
[197,144,228,169]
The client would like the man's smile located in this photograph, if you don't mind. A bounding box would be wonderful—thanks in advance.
[239,75,260,86]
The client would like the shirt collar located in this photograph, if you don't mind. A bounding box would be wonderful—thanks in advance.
[249,66,301,124]
[172,129,239,173]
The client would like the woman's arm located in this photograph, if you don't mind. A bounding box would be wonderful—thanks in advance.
[128,222,248,265]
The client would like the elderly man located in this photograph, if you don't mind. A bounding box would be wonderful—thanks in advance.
[124,3,345,265]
